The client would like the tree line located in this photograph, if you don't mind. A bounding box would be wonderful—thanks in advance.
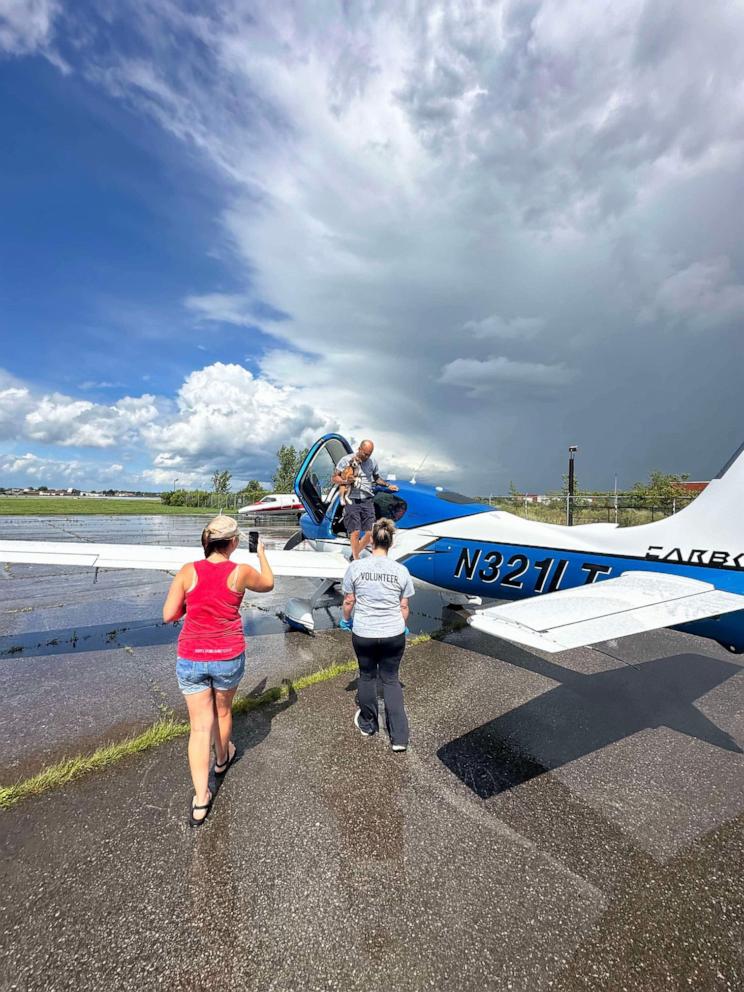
[505,470,698,512]
[160,445,308,507]
[161,444,701,516]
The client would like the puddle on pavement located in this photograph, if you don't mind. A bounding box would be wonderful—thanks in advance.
[0,516,457,661]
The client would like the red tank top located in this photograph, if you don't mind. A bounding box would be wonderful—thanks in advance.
[177,560,245,661]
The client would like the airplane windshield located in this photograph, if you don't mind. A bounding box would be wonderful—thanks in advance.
[436,491,482,504]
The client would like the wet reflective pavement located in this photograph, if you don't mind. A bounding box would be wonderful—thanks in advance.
[0,517,450,780]
[1,517,744,990]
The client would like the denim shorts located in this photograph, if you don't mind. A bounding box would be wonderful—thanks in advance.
[176,652,245,695]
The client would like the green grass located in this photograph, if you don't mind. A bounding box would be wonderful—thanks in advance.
[493,501,681,527]
[0,717,189,809]
[0,498,217,516]
[0,656,365,811]
[0,631,444,812]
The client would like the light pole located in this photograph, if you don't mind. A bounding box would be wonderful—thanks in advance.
[567,446,577,526]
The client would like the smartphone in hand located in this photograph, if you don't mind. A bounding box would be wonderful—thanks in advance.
[248,530,259,553]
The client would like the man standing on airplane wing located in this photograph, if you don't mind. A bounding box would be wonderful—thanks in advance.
[332,439,398,559]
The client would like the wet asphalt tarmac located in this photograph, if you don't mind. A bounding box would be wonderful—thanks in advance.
[0,517,448,781]
[1,517,743,991]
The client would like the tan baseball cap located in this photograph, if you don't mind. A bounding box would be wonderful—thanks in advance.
[204,514,240,540]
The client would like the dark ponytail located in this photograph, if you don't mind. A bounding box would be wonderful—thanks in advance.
[372,517,395,551]
[201,531,233,558]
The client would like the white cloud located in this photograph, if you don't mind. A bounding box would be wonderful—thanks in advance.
[0,0,59,56]
[0,370,34,439]
[645,256,744,328]
[463,315,546,340]
[5,1,744,489]
[439,356,575,396]
[23,393,160,447]
[184,293,254,326]
[0,452,124,486]
[78,380,127,391]
[140,467,205,488]
[142,362,336,476]
[0,363,335,487]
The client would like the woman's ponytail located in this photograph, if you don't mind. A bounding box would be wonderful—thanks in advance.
[371,517,396,551]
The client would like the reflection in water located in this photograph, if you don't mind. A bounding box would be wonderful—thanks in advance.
[181,684,298,984]
[0,593,458,658]
[323,751,408,962]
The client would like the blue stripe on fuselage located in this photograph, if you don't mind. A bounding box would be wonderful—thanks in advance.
[402,537,744,649]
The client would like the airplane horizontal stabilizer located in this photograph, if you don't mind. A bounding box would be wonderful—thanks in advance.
[467,571,744,653]
[0,541,349,580]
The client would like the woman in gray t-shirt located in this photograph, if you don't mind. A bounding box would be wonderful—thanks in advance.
[341,518,414,751]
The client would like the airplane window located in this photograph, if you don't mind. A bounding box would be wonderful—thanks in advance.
[436,491,481,504]
[373,493,408,522]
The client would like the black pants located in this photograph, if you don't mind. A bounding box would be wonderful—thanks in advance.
[352,633,408,746]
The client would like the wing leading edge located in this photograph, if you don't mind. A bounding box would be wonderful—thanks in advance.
[467,571,744,653]
[0,540,349,580]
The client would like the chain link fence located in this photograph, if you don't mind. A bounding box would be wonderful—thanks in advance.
[489,493,699,527]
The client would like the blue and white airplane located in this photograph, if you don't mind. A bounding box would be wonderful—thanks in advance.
[1,432,743,655]
[283,434,744,653]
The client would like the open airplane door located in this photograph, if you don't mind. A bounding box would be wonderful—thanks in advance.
[278,434,354,630]
[293,434,352,541]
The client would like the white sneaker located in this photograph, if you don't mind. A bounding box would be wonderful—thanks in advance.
[391,744,407,752]
[354,709,372,737]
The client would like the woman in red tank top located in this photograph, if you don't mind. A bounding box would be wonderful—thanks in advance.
[163,515,274,826]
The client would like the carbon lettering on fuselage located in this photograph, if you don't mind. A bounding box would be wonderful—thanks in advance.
[452,547,613,593]
[646,546,744,569]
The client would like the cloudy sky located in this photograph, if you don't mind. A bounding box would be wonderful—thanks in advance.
[1,0,742,494]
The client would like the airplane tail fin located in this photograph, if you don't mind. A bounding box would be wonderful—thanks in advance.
[645,440,744,550]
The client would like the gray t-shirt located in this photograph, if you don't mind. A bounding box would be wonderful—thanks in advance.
[342,557,415,638]
[336,453,379,500]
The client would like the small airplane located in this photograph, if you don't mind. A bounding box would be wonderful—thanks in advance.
[1,433,743,655]
[238,493,303,517]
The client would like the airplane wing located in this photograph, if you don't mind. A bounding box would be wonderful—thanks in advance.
[0,540,349,580]
[467,571,744,653]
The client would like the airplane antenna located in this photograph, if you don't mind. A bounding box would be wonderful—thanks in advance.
[410,452,429,485]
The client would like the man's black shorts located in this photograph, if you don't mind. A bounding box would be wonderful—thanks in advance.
[343,499,376,535]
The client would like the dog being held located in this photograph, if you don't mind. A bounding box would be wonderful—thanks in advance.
[338,458,361,505]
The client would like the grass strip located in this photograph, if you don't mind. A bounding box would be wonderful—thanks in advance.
[0,636,442,812]
[0,656,361,811]
[0,498,216,516]
[0,718,188,810]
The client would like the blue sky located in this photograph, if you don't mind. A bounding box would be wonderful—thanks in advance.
[2,56,227,392]
[1,1,743,493]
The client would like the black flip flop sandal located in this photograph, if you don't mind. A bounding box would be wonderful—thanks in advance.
[214,742,236,777]
[189,790,212,827]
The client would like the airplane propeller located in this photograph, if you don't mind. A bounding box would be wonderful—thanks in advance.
[283,530,306,551]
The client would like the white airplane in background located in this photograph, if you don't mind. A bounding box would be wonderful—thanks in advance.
[1,433,743,655]
[238,493,303,517]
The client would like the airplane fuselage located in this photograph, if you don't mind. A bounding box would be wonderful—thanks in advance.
[305,486,744,654]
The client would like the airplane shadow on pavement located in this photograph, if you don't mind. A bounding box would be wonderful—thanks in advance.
[437,645,744,799]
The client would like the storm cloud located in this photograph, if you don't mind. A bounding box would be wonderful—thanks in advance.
[4,0,743,492]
